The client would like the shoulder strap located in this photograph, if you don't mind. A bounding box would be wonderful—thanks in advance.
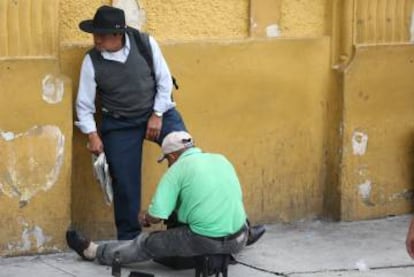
[128,27,155,81]
[128,27,179,90]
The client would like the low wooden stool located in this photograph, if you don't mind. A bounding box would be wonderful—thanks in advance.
[194,254,231,277]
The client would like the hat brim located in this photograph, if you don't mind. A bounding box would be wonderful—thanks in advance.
[79,20,126,34]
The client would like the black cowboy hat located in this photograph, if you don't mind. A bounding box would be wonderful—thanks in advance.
[79,5,127,34]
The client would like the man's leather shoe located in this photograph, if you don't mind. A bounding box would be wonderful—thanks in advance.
[246,225,265,246]
[66,229,93,261]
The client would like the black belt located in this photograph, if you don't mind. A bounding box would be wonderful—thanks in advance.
[205,224,248,242]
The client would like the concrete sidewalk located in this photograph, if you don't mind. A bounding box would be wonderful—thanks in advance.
[1,215,414,277]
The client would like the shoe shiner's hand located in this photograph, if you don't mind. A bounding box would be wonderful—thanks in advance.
[406,218,414,259]
[139,211,152,227]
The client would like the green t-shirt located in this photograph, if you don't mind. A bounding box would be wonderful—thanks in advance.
[148,147,247,237]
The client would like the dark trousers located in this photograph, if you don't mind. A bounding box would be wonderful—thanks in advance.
[101,108,186,240]
[96,225,248,265]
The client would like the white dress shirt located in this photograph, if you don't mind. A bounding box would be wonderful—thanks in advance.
[75,34,176,134]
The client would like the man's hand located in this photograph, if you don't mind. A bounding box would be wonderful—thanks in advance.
[87,132,104,155]
[138,211,152,227]
[406,218,414,259]
[138,210,162,227]
[145,113,162,142]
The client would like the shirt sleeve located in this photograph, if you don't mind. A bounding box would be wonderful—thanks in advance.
[149,36,176,114]
[148,169,180,219]
[74,54,98,134]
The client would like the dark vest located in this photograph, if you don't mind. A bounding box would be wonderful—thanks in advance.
[88,30,156,119]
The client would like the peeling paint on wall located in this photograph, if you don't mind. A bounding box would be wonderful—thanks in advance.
[352,131,368,156]
[6,221,52,253]
[389,189,414,201]
[358,180,375,207]
[357,166,369,177]
[250,18,258,31]
[22,226,51,250]
[411,10,414,43]
[358,180,371,200]
[1,131,15,141]
[42,75,64,104]
[0,126,65,206]
[113,0,146,30]
[266,24,281,38]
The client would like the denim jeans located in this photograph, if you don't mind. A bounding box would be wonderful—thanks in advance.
[96,225,248,265]
[101,108,186,240]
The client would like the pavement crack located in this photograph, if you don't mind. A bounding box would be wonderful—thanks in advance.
[236,260,289,276]
[39,257,77,277]
[286,263,414,275]
[237,260,414,276]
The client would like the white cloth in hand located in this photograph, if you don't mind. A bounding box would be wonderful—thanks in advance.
[92,153,113,205]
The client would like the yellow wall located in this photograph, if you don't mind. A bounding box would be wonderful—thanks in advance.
[0,0,59,57]
[340,45,414,220]
[280,0,328,37]
[2,0,414,255]
[354,0,414,44]
[332,0,414,221]
[162,39,331,222]
[0,0,72,256]
[139,0,249,41]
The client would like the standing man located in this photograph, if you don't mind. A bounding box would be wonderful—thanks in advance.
[67,131,251,265]
[75,5,186,240]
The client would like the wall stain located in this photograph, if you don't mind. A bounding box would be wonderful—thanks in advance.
[42,75,65,104]
[5,220,53,254]
[0,125,65,206]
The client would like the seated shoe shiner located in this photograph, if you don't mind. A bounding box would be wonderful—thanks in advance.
[67,131,265,266]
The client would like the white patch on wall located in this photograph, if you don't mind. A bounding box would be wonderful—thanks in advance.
[352,131,368,156]
[266,24,281,38]
[410,9,414,43]
[358,180,372,199]
[7,221,52,253]
[250,18,258,31]
[113,0,146,30]
[0,125,65,205]
[22,226,51,250]
[389,189,413,201]
[42,75,64,104]
[358,166,369,177]
[1,131,15,141]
